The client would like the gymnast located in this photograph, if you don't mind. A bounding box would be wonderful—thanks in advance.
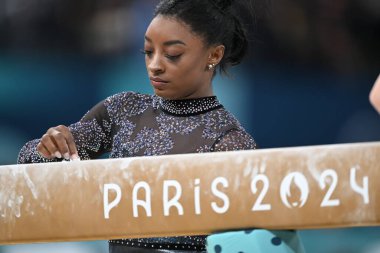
[18,0,257,252]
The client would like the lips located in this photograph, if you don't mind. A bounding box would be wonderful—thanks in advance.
[150,77,169,88]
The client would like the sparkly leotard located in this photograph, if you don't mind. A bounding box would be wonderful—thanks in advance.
[18,91,257,252]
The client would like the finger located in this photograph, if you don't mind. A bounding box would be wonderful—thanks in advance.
[40,134,61,158]
[56,125,79,160]
[37,142,55,159]
[51,131,70,160]
[66,132,79,160]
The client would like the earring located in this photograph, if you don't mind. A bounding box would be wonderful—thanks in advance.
[208,63,216,70]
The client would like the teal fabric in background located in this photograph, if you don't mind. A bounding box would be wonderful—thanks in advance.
[207,230,305,253]
[0,241,108,253]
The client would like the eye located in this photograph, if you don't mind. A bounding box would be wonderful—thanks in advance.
[140,49,152,57]
[165,54,182,61]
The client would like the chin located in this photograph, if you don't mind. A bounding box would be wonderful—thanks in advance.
[154,89,173,99]
[153,89,177,100]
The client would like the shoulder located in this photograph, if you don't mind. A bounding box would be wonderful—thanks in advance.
[211,108,257,151]
[104,91,153,105]
[213,107,246,131]
[103,91,155,117]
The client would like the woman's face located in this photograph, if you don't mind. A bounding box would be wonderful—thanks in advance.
[144,15,214,100]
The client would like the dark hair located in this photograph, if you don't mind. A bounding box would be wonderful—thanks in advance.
[154,0,249,75]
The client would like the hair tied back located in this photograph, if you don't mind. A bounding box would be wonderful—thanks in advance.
[209,0,234,11]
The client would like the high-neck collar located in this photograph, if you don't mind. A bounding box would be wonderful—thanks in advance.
[159,96,223,116]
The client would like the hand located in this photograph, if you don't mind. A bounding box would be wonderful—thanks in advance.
[369,74,380,114]
[37,125,79,160]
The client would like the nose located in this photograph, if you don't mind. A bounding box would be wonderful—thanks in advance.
[147,53,164,74]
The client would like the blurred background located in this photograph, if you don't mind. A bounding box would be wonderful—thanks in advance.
[0,0,379,252]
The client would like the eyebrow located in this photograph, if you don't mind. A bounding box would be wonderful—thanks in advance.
[145,36,186,46]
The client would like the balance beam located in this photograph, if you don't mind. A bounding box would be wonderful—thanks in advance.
[1,142,379,245]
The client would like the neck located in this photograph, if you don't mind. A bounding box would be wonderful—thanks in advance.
[182,82,214,99]
[158,95,222,116]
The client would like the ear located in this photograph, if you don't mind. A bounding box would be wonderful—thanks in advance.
[208,45,225,66]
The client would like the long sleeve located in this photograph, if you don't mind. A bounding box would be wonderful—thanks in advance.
[17,139,57,164]
[17,99,113,164]
[68,99,113,160]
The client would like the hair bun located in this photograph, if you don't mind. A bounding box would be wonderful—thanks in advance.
[211,0,234,10]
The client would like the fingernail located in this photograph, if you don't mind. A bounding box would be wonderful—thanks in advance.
[71,154,80,161]
[54,151,62,159]
[64,153,70,160]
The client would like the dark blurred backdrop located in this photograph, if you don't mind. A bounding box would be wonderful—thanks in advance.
[0,0,379,252]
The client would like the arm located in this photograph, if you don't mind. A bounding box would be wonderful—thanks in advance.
[211,128,257,152]
[17,99,113,164]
